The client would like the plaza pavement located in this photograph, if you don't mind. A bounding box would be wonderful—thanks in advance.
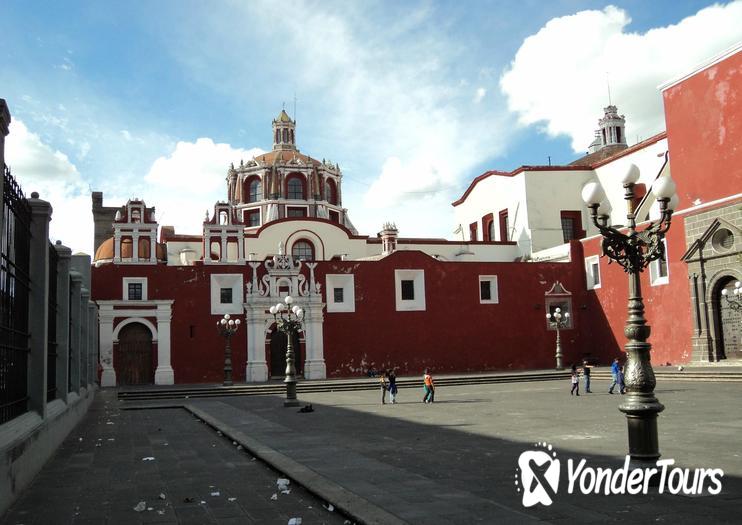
[3,377,741,524]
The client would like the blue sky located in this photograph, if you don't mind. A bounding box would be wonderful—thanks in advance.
[3,1,741,253]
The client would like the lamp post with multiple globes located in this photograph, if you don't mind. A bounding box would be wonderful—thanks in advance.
[546,307,570,370]
[581,163,678,464]
[216,314,240,386]
[721,281,742,311]
[270,296,305,407]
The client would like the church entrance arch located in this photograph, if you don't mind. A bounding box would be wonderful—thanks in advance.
[115,322,154,385]
[714,278,741,359]
[268,327,302,378]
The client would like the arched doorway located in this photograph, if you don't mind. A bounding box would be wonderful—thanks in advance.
[115,322,154,385]
[715,278,741,359]
[269,329,302,378]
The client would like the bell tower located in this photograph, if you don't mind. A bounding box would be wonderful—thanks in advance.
[273,109,297,151]
[598,105,627,148]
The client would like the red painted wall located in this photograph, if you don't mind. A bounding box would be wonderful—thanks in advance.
[93,264,250,384]
[92,245,614,383]
[663,50,742,205]
[580,221,693,366]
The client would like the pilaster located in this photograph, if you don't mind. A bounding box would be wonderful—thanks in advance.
[69,272,82,391]
[26,194,52,417]
[154,302,175,384]
[53,241,72,400]
[98,305,116,387]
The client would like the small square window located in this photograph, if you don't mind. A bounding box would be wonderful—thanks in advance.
[478,275,498,304]
[128,282,142,301]
[245,209,260,227]
[401,280,415,301]
[287,207,307,218]
[220,287,233,304]
[334,287,344,303]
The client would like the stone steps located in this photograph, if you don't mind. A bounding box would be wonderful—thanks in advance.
[118,368,742,403]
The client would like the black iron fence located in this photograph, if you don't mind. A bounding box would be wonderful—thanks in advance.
[0,167,32,424]
[47,242,58,402]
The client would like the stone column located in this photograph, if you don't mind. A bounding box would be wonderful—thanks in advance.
[79,288,90,391]
[54,242,72,401]
[98,305,116,387]
[113,232,121,262]
[154,302,175,384]
[244,303,268,382]
[150,232,157,263]
[221,234,227,262]
[303,297,327,379]
[132,232,139,262]
[27,194,52,416]
[69,272,82,392]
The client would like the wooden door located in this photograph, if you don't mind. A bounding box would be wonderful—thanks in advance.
[115,323,153,385]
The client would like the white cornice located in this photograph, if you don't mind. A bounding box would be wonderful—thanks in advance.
[658,41,742,92]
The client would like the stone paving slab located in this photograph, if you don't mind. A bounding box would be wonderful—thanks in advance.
[196,378,742,524]
[0,390,345,525]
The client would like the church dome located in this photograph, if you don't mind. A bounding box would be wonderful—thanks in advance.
[94,236,167,263]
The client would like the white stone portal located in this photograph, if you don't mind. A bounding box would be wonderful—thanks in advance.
[243,258,326,382]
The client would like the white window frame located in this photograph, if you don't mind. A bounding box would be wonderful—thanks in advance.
[210,274,244,314]
[326,274,356,313]
[585,255,601,290]
[285,204,310,218]
[123,277,147,301]
[649,239,670,286]
[244,207,262,228]
[395,269,426,311]
[479,275,499,304]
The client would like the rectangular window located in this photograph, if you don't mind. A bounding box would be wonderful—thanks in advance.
[329,210,340,223]
[326,274,356,313]
[560,211,585,243]
[650,239,670,286]
[245,209,260,227]
[287,207,308,218]
[220,287,233,304]
[334,287,344,303]
[585,256,601,290]
[561,217,575,242]
[478,275,499,304]
[401,280,415,301]
[127,282,143,301]
[480,281,491,301]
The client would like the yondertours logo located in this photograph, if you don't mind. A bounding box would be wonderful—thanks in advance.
[514,443,724,507]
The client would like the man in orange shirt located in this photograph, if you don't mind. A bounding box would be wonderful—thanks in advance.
[422,369,435,403]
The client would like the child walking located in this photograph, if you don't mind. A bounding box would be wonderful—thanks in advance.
[387,370,398,404]
[570,364,580,396]
[422,369,435,403]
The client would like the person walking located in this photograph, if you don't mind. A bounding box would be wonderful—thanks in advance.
[582,359,592,393]
[387,370,398,404]
[609,358,621,394]
[422,369,435,403]
[618,364,626,395]
[570,364,580,396]
[379,371,388,404]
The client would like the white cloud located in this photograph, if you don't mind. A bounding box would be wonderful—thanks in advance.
[143,138,263,234]
[500,2,742,152]
[163,2,513,239]
[474,87,487,103]
[5,120,93,254]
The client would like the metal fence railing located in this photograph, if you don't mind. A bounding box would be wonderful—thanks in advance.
[0,166,32,424]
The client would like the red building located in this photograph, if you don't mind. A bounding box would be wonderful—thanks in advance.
[91,46,741,386]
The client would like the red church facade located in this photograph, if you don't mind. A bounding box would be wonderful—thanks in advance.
[91,45,741,386]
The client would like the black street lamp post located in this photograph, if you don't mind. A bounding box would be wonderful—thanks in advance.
[270,295,304,407]
[546,307,570,370]
[216,314,240,386]
[581,163,677,464]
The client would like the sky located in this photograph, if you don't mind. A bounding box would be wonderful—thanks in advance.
[3,0,741,254]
